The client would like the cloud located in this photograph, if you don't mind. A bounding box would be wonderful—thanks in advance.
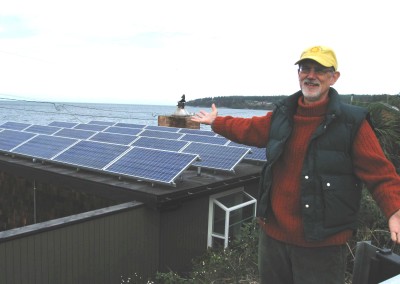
[0,15,36,38]
[0,0,399,105]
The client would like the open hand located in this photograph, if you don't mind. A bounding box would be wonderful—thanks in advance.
[191,103,218,125]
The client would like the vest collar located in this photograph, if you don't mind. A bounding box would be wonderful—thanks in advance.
[276,87,342,120]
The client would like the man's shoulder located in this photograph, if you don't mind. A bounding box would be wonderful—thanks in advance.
[272,91,302,111]
[336,101,369,129]
[339,101,368,115]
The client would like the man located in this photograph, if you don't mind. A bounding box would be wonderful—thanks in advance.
[191,45,400,284]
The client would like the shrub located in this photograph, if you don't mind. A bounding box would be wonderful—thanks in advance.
[156,220,259,284]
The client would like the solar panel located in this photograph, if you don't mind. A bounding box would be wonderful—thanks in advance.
[54,128,97,139]
[145,125,180,132]
[53,140,129,170]
[242,147,266,161]
[0,121,31,131]
[0,130,36,151]
[88,120,116,126]
[140,130,183,140]
[74,123,109,131]
[104,126,143,136]
[182,142,250,172]
[178,128,217,136]
[180,134,229,145]
[0,120,261,186]
[24,124,61,135]
[12,135,78,160]
[227,142,267,162]
[114,122,145,129]
[131,136,188,152]
[90,132,137,145]
[105,147,199,186]
[48,121,79,128]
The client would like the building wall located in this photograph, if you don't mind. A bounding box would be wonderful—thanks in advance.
[0,202,160,284]
[159,195,209,273]
[0,168,261,283]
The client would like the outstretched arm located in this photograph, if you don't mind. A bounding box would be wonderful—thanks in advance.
[191,103,218,125]
[353,121,400,244]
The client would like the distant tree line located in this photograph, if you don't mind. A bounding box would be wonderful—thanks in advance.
[186,94,400,110]
[186,96,286,110]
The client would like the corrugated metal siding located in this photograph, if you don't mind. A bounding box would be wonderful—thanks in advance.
[0,202,160,284]
[159,195,209,273]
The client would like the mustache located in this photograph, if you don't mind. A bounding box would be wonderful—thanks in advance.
[304,78,320,85]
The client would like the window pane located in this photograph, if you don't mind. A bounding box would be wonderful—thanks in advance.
[229,205,255,240]
[213,204,225,235]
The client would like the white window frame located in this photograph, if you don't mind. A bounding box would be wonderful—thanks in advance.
[207,187,257,248]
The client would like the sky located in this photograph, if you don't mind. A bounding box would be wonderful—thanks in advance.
[0,0,399,106]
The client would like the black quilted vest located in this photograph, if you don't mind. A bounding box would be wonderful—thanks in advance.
[258,88,368,241]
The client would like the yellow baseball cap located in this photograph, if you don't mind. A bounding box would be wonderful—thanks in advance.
[295,46,338,71]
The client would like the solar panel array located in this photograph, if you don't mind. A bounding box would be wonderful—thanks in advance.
[182,142,250,171]
[132,136,187,152]
[13,135,78,160]
[0,130,36,151]
[53,140,129,170]
[24,125,61,135]
[0,119,266,186]
[104,126,142,136]
[49,121,79,128]
[227,141,267,162]
[180,133,229,145]
[1,121,31,131]
[55,128,96,139]
[89,132,138,145]
[106,147,198,184]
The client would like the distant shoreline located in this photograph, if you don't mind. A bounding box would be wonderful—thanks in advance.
[186,94,399,110]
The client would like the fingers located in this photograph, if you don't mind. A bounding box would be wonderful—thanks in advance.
[391,231,400,244]
[191,111,210,124]
[191,111,207,120]
[199,110,208,116]
[191,104,218,125]
[211,103,218,115]
[388,210,400,244]
[190,115,202,123]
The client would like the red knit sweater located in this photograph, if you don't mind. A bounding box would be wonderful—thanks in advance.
[212,96,400,247]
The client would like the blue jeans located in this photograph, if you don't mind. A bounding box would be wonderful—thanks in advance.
[258,230,347,284]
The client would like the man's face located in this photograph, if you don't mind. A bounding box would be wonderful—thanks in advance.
[298,60,340,104]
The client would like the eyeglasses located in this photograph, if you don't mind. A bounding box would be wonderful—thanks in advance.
[298,66,334,76]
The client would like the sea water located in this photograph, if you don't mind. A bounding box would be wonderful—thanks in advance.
[0,100,270,130]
